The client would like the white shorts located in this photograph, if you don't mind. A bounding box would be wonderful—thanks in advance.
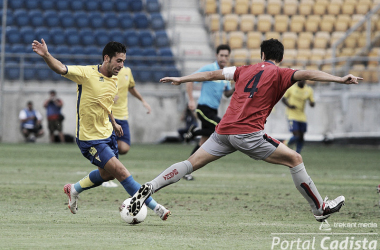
[201,131,280,160]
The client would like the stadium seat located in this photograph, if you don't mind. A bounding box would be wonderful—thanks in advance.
[212,31,228,47]
[6,26,21,44]
[368,66,379,83]
[25,0,39,10]
[125,30,139,47]
[257,15,273,33]
[249,49,262,64]
[342,0,356,15]
[313,0,328,15]
[10,44,26,63]
[129,0,143,12]
[228,31,245,49]
[310,48,326,62]
[89,12,104,29]
[356,0,371,15]
[134,13,150,29]
[327,0,342,15]
[69,45,86,65]
[220,0,233,15]
[265,31,281,41]
[305,15,321,33]
[14,10,29,27]
[35,27,52,45]
[59,11,75,29]
[152,65,167,82]
[240,15,255,33]
[117,1,129,12]
[274,15,289,33]
[250,0,265,15]
[55,45,72,65]
[51,28,66,46]
[223,14,239,32]
[40,0,55,10]
[134,67,153,83]
[74,11,90,29]
[282,49,297,67]
[24,63,36,81]
[158,47,175,66]
[282,32,298,49]
[126,47,144,65]
[56,0,70,10]
[84,46,102,65]
[335,15,350,32]
[0,9,13,26]
[65,28,81,46]
[155,31,170,47]
[139,30,154,47]
[298,0,314,15]
[320,15,336,32]
[119,13,134,30]
[295,49,311,66]
[29,10,44,27]
[104,13,119,29]
[343,31,360,48]
[142,48,158,66]
[351,15,365,31]
[283,0,298,15]
[330,31,345,47]
[5,63,20,80]
[85,0,100,11]
[202,0,217,14]
[35,63,52,81]
[297,32,313,49]
[231,48,248,66]
[20,27,35,44]
[44,10,60,28]
[235,0,250,14]
[208,14,220,32]
[314,31,330,49]
[246,31,262,49]
[9,0,23,9]
[150,13,165,30]
[70,1,84,11]
[93,29,109,47]
[368,48,379,66]
[79,28,95,47]
[165,66,180,78]
[267,0,282,15]
[109,30,125,44]
[146,0,161,13]
[100,1,114,12]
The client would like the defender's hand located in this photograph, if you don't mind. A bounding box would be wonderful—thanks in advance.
[113,123,123,137]
[32,39,49,57]
[341,74,363,84]
[160,77,182,85]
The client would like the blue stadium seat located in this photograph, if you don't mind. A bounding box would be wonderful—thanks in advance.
[104,13,119,29]
[24,63,36,81]
[51,27,66,45]
[20,27,35,44]
[94,29,109,47]
[6,26,21,44]
[70,45,86,65]
[5,63,20,80]
[35,63,52,81]
[124,30,139,47]
[10,44,26,63]
[70,1,84,11]
[129,0,143,12]
[158,47,175,65]
[41,0,55,10]
[74,11,90,29]
[139,30,154,47]
[44,10,60,28]
[134,67,153,83]
[14,10,29,27]
[89,12,103,29]
[79,28,95,46]
[0,10,13,26]
[55,45,72,65]
[3,44,12,62]
[146,0,161,13]
[86,0,100,11]
[100,1,114,12]
[119,13,133,30]
[84,46,102,65]
[155,31,170,47]
[165,66,180,77]
[9,0,24,9]
[133,13,149,29]
[65,28,81,46]
[25,0,40,10]
[56,0,70,11]
[152,65,166,82]
[109,30,125,44]
[142,48,157,66]
[126,47,144,65]
[35,27,52,44]
[118,1,129,12]
[151,13,165,30]
[29,10,44,27]
[59,11,75,29]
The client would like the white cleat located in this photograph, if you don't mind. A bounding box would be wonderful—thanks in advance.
[314,196,345,222]
[63,183,78,214]
[154,204,171,221]
[129,183,153,216]
[102,180,118,188]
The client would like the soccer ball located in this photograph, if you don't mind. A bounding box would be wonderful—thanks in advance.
[119,198,147,224]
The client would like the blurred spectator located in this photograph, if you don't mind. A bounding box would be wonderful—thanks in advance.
[44,90,65,143]
[19,101,44,142]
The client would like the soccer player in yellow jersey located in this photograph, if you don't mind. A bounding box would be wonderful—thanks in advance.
[282,80,315,153]
[32,39,170,220]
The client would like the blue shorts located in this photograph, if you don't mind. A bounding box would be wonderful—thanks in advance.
[76,134,119,169]
[288,120,307,133]
[115,119,131,145]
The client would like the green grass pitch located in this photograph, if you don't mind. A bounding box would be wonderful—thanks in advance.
[0,143,379,249]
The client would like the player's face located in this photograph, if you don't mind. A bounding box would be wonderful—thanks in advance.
[106,53,126,76]
[216,49,230,68]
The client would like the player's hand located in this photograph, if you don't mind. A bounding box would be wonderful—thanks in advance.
[289,105,297,109]
[32,39,49,57]
[160,77,182,85]
[188,100,196,111]
[341,74,363,84]
[114,95,119,104]
[142,101,151,114]
[113,123,123,137]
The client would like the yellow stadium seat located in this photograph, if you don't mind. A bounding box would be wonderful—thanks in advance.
[203,0,217,14]
[356,0,371,15]
[282,32,298,49]
[267,0,282,15]
[281,49,297,67]
[335,15,350,32]
[231,48,249,66]
[314,31,330,49]
[257,15,273,33]
[274,15,289,33]
[368,48,379,66]
[330,31,345,47]
[221,0,233,14]
[357,31,369,47]
[223,14,239,32]
[297,32,313,49]
[249,49,262,63]
[228,31,245,49]
[372,0,380,8]
[320,15,336,32]
[368,66,379,83]
[295,49,311,66]
[350,15,364,30]
[240,14,255,32]
[299,0,314,15]
[283,0,298,15]
[305,15,321,33]
[250,0,265,15]
[235,0,250,14]
[343,31,360,48]
[212,31,228,47]
[313,0,328,15]
[327,0,342,15]
[342,0,356,15]
[310,48,326,62]
[207,14,220,32]
[349,64,366,80]
[290,15,305,33]
[265,31,281,40]
[247,31,262,49]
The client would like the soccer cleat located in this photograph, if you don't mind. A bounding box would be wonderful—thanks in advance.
[314,196,345,222]
[63,184,79,214]
[154,204,171,221]
[128,183,153,216]
[102,180,118,188]
[183,125,196,142]
[183,174,194,181]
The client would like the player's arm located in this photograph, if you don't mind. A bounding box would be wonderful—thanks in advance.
[293,70,363,84]
[282,97,296,109]
[160,69,225,85]
[223,85,235,98]
[185,82,197,110]
[32,39,67,75]
[129,87,151,114]
[108,113,123,137]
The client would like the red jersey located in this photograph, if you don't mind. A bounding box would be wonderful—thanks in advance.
[216,61,297,135]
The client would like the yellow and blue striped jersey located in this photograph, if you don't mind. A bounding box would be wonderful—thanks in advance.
[284,84,314,122]
[63,65,118,141]
[112,67,135,120]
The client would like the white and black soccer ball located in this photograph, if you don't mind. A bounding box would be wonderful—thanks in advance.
[119,198,147,224]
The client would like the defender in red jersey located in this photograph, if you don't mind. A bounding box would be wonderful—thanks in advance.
[129,39,362,222]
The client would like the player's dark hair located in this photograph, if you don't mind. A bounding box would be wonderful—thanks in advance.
[260,39,284,63]
[102,41,126,62]
[216,44,231,54]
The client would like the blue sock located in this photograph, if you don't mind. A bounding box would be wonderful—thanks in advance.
[288,136,298,145]
[296,141,304,153]
[74,169,105,193]
[120,175,155,210]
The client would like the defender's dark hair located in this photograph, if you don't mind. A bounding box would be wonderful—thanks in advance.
[102,41,127,62]
[260,39,284,63]
[216,44,231,54]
